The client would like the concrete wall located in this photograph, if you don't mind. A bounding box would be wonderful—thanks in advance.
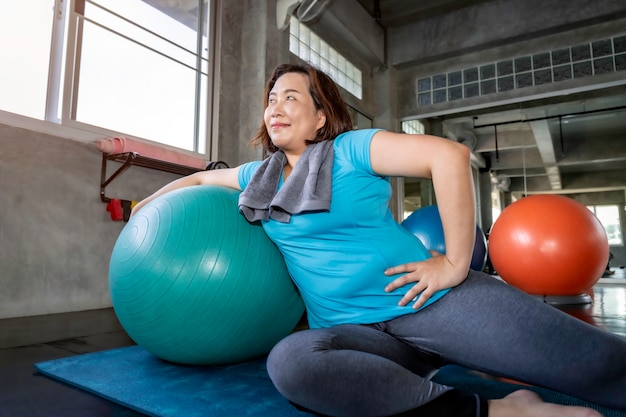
[0,124,182,319]
[394,3,626,119]
[388,0,626,67]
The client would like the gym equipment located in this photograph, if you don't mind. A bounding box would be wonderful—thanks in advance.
[109,185,304,365]
[401,205,488,271]
[488,194,608,300]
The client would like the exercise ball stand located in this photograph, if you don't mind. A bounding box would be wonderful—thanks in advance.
[492,274,594,305]
[488,195,608,308]
[532,293,592,306]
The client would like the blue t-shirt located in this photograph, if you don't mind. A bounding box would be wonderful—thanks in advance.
[238,129,449,328]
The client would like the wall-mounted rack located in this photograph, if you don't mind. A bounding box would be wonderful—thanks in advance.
[100,152,228,202]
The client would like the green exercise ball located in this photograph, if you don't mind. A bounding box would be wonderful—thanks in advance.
[109,185,304,365]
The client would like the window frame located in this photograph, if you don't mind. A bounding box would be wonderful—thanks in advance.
[0,0,219,158]
[587,203,624,246]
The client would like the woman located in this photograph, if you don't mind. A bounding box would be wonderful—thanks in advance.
[132,63,626,417]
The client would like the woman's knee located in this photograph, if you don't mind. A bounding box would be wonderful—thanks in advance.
[267,326,367,399]
[266,329,328,397]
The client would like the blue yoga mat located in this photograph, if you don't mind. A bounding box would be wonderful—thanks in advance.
[35,345,312,417]
[35,345,626,417]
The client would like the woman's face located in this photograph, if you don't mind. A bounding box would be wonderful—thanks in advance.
[264,72,326,154]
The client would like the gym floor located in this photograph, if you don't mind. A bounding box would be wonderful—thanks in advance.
[1,269,625,417]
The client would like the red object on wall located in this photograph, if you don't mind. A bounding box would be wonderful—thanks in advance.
[106,198,124,221]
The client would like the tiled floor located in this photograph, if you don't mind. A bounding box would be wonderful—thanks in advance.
[588,277,626,338]
[1,269,625,417]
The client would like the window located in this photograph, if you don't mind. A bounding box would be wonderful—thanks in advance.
[587,204,623,245]
[491,188,502,224]
[1,0,215,154]
[1,1,55,120]
[347,106,372,130]
[401,119,425,135]
[415,33,626,107]
[289,17,362,100]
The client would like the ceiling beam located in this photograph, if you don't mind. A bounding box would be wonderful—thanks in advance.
[530,119,562,190]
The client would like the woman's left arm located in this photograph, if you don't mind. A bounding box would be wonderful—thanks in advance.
[370,130,476,309]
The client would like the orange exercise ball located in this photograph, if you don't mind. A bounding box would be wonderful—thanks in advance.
[488,194,608,296]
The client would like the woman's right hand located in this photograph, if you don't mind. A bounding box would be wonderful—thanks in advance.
[383,252,469,310]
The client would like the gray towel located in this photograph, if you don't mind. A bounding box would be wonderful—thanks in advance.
[239,140,334,223]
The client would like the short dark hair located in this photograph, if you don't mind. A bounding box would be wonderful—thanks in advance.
[250,63,353,154]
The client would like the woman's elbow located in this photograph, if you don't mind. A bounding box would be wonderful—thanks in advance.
[446,140,472,167]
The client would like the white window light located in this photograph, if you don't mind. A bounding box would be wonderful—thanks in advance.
[289,17,362,100]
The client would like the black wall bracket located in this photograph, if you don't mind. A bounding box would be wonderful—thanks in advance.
[100,152,228,202]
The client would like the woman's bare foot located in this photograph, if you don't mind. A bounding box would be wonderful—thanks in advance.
[488,390,603,417]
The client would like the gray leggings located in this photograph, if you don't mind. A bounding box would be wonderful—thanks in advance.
[267,272,626,417]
